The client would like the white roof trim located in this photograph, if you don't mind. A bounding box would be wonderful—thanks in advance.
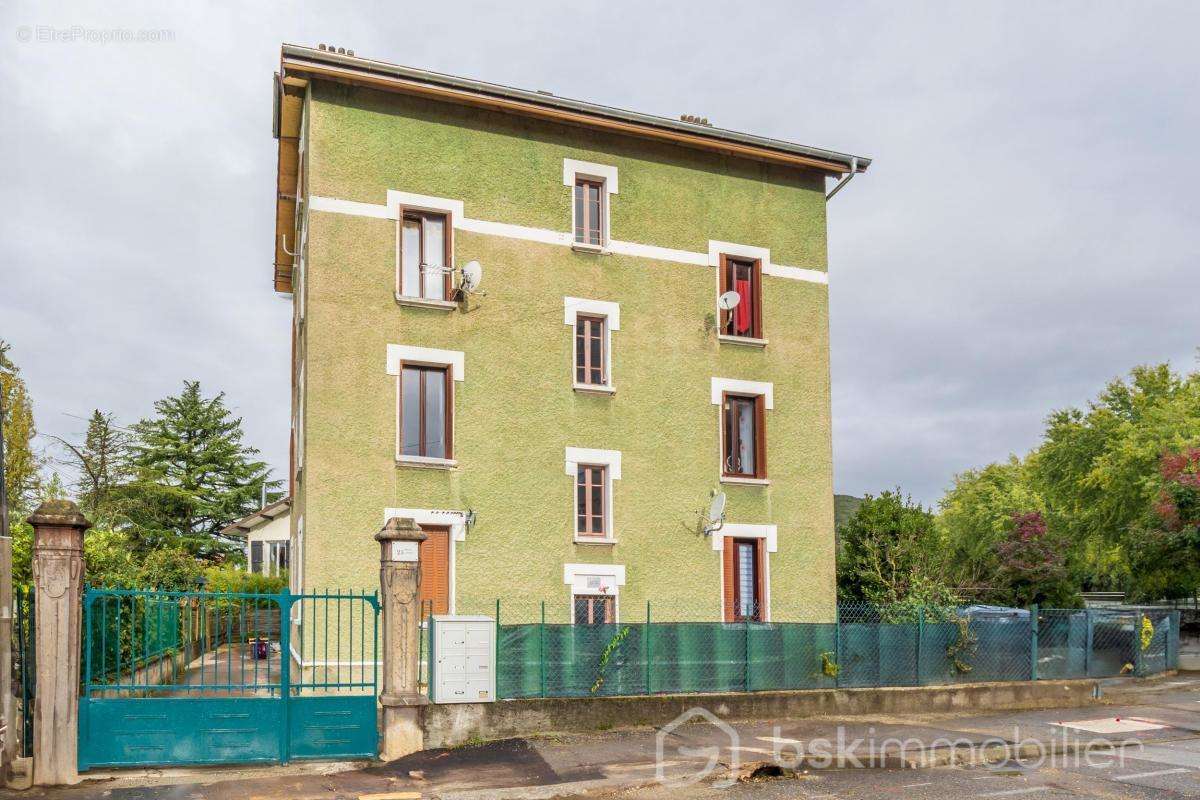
[563,562,626,585]
[710,377,774,409]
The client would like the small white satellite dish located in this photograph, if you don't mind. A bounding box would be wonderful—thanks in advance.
[704,491,727,535]
[717,291,741,311]
[460,261,482,293]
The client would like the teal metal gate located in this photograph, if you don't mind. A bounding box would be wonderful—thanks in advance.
[78,587,379,769]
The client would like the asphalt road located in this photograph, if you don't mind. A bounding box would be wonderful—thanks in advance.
[595,744,1200,799]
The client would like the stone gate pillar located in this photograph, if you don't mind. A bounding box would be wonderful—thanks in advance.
[375,516,427,760]
[28,499,90,786]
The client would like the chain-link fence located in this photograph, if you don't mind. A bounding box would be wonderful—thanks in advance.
[488,599,1181,700]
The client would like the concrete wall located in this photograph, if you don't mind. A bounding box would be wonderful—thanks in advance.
[295,81,837,624]
[422,680,1104,749]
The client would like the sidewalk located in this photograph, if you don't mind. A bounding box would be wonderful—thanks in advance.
[19,674,1200,800]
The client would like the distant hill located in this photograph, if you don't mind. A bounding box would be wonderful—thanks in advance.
[834,494,863,532]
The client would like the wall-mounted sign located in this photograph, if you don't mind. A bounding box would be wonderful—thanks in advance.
[389,541,419,562]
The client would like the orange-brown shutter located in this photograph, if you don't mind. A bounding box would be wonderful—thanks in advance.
[418,527,451,615]
[722,538,736,622]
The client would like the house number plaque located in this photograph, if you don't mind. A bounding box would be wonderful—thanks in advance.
[389,541,419,562]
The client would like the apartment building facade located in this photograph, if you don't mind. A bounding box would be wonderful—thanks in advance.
[272,44,870,625]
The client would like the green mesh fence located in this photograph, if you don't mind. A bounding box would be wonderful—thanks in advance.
[493,601,1180,699]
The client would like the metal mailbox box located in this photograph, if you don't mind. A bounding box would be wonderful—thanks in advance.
[428,615,495,704]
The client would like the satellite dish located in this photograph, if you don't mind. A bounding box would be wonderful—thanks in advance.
[704,491,727,535]
[460,261,482,293]
[717,291,741,311]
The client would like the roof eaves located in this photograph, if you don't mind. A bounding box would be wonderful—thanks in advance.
[279,44,871,174]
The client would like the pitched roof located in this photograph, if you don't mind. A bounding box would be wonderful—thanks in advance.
[220,497,291,538]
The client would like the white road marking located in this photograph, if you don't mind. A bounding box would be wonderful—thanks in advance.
[980,788,1049,797]
[758,735,804,745]
[903,781,934,787]
[1115,767,1190,781]
[1054,717,1167,733]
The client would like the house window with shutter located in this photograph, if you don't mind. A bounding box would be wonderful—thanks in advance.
[250,541,263,574]
[719,255,763,340]
[722,537,764,622]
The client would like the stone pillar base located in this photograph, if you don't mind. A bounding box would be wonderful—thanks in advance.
[379,699,427,762]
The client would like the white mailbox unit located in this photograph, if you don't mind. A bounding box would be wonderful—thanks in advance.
[429,615,496,704]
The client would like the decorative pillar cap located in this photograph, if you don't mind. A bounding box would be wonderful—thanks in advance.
[27,499,92,530]
[375,516,427,544]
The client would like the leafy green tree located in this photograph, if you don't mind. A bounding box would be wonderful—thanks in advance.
[1126,447,1200,600]
[1,340,41,516]
[129,382,280,560]
[134,547,204,590]
[938,457,1045,589]
[838,490,955,606]
[994,511,1079,607]
[84,529,138,588]
[1030,363,1200,594]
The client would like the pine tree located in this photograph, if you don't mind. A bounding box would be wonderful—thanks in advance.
[129,381,280,560]
[0,340,41,516]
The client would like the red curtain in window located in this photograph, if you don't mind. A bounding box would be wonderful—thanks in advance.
[734,277,752,334]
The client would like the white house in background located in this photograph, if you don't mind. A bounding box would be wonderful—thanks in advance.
[222,498,292,576]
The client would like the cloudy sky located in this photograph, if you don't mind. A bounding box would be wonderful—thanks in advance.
[3,1,1197,507]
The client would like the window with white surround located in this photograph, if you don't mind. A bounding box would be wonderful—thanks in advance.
[564,563,625,624]
[400,211,451,301]
[386,344,465,467]
[563,159,618,249]
[711,378,773,483]
[711,524,776,622]
[564,297,619,393]
[387,191,464,310]
[565,447,621,542]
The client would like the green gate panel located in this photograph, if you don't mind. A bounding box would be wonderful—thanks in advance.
[288,695,378,760]
[80,697,282,769]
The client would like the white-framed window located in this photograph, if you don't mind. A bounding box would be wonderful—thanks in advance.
[711,524,776,622]
[563,297,619,393]
[564,563,625,624]
[563,159,619,249]
[386,344,465,468]
[565,447,621,542]
[711,378,774,485]
[387,191,464,310]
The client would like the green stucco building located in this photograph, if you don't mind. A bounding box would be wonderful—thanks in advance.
[272,45,870,627]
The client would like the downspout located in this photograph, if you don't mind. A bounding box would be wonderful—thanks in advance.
[825,157,859,201]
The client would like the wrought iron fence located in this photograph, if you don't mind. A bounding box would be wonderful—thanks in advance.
[83,587,379,697]
[489,599,1180,700]
[11,585,34,758]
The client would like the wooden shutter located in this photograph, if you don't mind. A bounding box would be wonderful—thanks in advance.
[418,527,451,615]
[722,538,736,622]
